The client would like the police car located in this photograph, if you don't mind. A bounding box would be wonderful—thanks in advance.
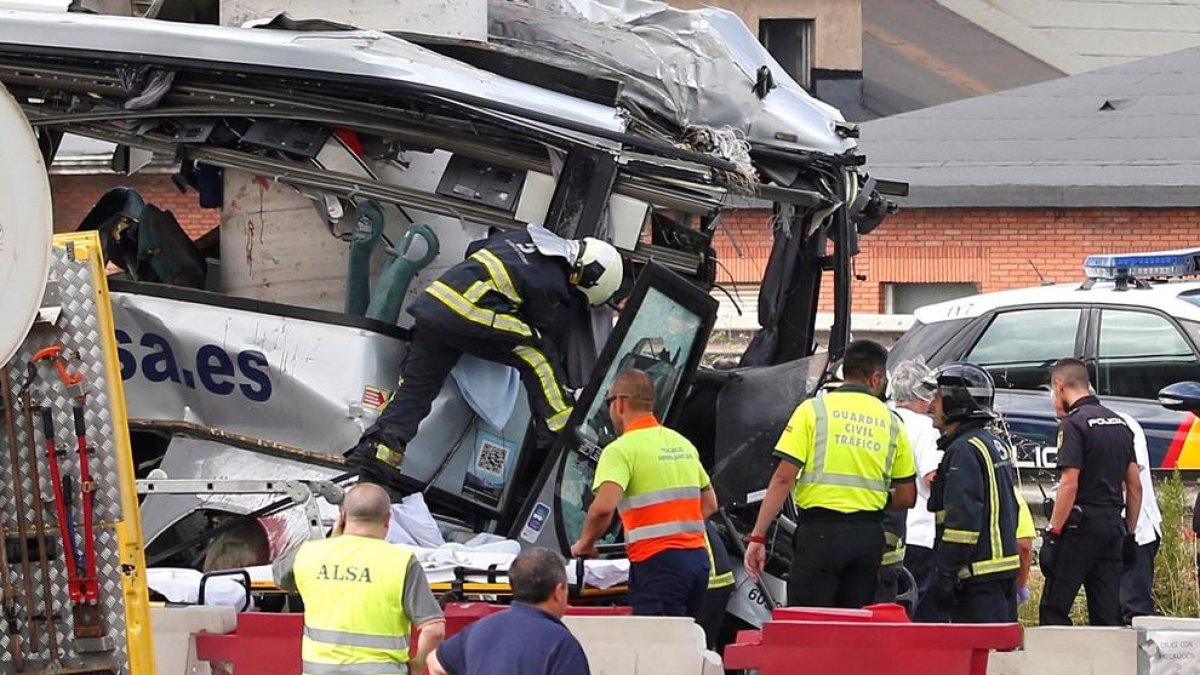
[888,248,1200,473]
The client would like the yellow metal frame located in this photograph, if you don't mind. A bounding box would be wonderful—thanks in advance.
[52,233,155,675]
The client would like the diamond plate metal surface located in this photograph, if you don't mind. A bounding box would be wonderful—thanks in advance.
[0,246,129,672]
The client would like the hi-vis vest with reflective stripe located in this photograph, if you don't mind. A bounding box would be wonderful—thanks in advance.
[599,422,708,563]
[295,536,414,675]
[779,390,910,513]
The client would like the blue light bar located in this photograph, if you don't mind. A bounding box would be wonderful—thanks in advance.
[1084,247,1200,280]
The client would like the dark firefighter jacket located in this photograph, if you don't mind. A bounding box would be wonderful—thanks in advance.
[409,229,572,346]
[928,421,1020,582]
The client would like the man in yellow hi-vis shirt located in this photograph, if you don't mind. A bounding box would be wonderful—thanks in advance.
[744,340,917,608]
[572,369,718,617]
[278,483,446,675]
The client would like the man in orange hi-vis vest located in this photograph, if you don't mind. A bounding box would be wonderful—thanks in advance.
[571,369,718,617]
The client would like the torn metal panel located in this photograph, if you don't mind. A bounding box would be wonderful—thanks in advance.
[488,0,856,156]
[0,9,625,136]
[109,282,406,455]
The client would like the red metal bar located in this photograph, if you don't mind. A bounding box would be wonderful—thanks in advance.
[724,619,1022,675]
[195,603,638,673]
[40,407,82,604]
[72,404,99,605]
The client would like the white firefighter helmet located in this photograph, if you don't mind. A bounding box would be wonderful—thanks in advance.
[572,237,623,307]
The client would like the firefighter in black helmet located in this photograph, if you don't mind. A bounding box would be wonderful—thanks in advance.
[920,362,1021,623]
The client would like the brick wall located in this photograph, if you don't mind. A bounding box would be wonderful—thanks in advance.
[714,207,1200,313]
[49,173,220,238]
[48,172,1200,316]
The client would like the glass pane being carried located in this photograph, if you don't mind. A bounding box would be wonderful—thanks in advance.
[558,287,706,546]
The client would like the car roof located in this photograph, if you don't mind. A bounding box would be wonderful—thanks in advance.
[913,278,1200,325]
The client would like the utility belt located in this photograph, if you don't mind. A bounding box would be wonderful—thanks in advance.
[797,507,884,524]
[1076,504,1123,518]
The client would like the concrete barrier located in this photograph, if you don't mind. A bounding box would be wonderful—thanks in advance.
[1132,616,1200,673]
[562,616,722,675]
[151,605,238,675]
[987,627,1139,675]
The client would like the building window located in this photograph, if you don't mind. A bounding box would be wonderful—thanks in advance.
[884,282,978,315]
[759,18,814,91]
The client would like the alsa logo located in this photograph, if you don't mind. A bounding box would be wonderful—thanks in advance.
[116,330,272,402]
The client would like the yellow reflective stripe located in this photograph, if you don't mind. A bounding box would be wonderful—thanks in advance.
[512,345,569,414]
[882,546,906,566]
[622,486,703,510]
[704,530,734,589]
[708,571,735,589]
[374,443,405,469]
[546,407,572,432]
[471,249,521,305]
[958,554,1021,580]
[935,511,945,525]
[426,281,533,338]
[303,661,408,675]
[304,627,408,651]
[969,437,1002,563]
[463,280,494,303]
[625,520,706,543]
[943,529,980,545]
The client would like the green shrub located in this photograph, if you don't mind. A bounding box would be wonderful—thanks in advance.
[1152,469,1199,617]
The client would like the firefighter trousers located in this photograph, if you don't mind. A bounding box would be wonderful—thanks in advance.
[952,577,1017,623]
[367,325,573,449]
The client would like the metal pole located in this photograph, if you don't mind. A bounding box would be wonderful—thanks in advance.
[19,394,59,663]
[2,369,39,659]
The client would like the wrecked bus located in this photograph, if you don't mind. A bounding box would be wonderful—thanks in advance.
[0,0,900,632]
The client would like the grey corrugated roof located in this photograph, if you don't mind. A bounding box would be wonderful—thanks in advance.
[858,46,1200,208]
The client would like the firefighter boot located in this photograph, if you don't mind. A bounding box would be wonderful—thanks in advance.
[344,437,410,499]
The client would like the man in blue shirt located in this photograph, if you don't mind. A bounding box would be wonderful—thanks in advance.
[428,547,591,675]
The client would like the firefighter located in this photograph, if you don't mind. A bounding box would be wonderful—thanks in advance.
[1039,359,1141,626]
[571,369,718,617]
[921,362,1021,623]
[743,339,918,609]
[285,483,446,675]
[698,520,736,650]
[346,225,623,492]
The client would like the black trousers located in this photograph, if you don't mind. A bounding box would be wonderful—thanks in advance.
[1120,538,1160,624]
[366,324,572,448]
[1039,515,1125,626]
[905,544,950,622]
[788,514,884,608]
[953,577,1017,623]
[697,584,735,651]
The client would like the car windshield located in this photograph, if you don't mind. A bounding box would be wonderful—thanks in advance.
[1180,290,1200,308]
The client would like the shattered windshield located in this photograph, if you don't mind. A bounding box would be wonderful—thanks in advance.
[558,288,706,545]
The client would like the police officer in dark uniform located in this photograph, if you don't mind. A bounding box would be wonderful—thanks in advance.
[345,225,623,491]
[1039,358,1142,626]
[921,362,1021,623]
